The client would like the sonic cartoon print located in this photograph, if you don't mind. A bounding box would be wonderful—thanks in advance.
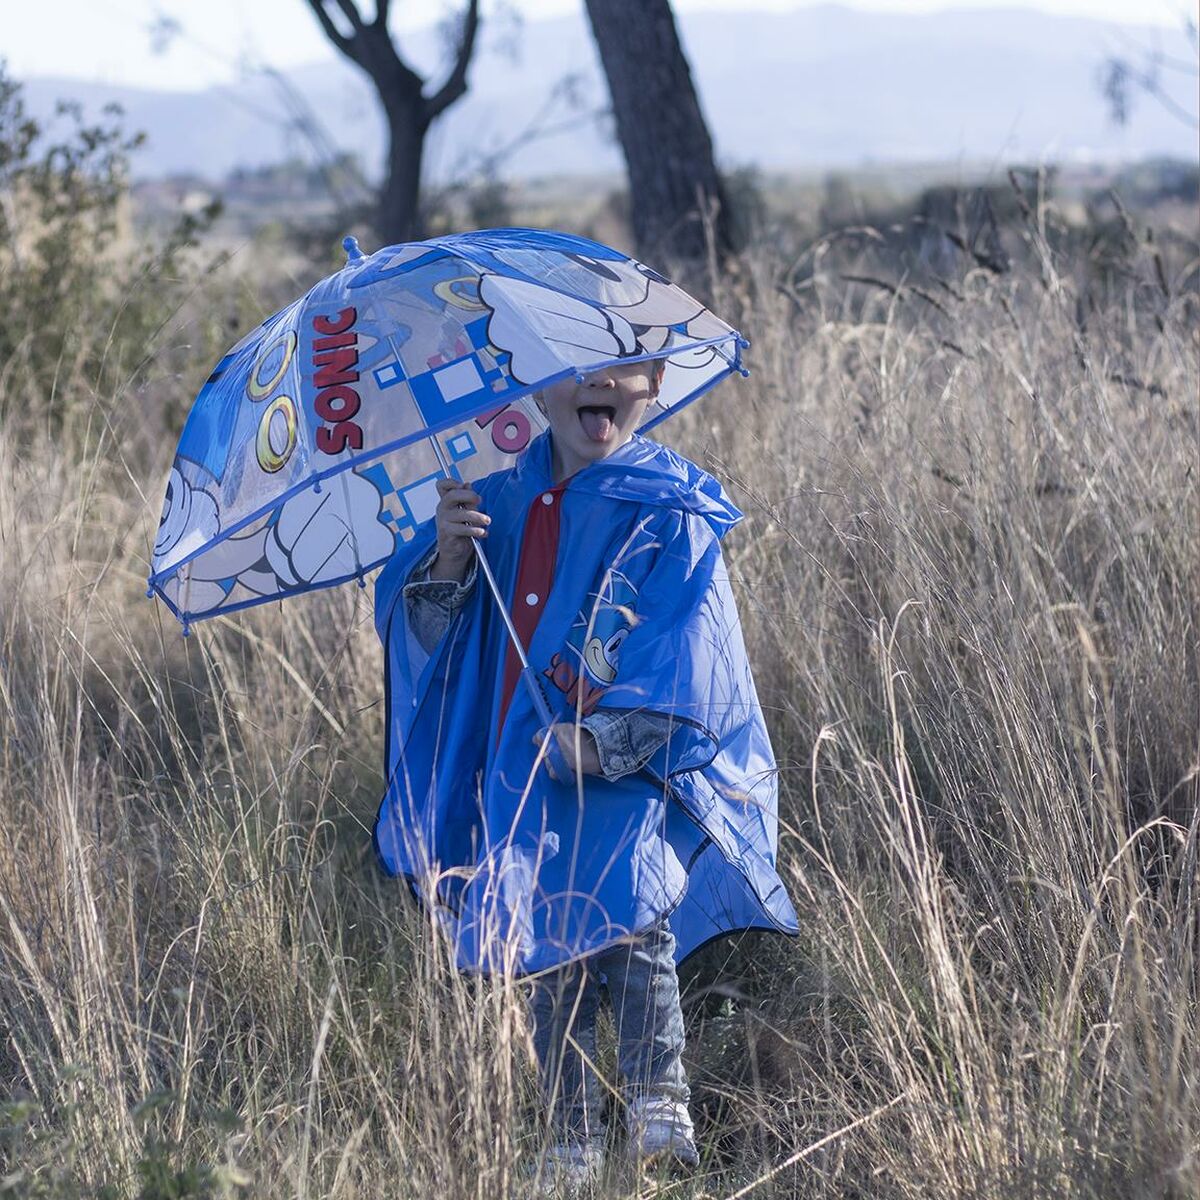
[150,229,747,627]
[544,563,641,716]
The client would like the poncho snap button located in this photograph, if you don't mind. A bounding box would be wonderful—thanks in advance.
[525,592,539,606]
[541,492,554,505]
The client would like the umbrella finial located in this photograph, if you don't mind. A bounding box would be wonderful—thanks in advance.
[342,235,365,264]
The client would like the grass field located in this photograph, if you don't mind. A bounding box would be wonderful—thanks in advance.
[0,166,1197,1198]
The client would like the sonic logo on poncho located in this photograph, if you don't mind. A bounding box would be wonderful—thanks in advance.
[544,566,640,714]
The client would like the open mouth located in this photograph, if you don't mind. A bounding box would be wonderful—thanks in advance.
[577,404,616,443]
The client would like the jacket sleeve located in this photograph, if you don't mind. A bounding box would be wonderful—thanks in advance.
[580,709,672,780]
[403,548,478,654]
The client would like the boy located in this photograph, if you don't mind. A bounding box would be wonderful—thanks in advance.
[373,358,798,1189]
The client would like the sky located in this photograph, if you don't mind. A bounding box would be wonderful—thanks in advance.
[2,0,1190,92]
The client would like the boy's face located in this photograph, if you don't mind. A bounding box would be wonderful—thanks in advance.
[538,361,664,476]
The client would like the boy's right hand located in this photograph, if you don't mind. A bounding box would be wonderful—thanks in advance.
[429,477,490,582]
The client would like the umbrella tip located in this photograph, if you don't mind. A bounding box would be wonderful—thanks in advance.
[342,235,365,263]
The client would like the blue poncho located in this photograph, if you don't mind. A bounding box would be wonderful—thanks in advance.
[373,432,798,974]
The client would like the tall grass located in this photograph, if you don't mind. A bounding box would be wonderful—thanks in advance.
[0,178,1196,1198]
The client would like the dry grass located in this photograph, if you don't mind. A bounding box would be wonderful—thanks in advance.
[0,185,1197,1199]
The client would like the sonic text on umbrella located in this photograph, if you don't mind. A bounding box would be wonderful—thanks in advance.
[312,307,364,455]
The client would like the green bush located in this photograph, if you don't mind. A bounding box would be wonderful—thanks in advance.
[0,63,219,436]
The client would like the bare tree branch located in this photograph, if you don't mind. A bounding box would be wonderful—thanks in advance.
[303,0,353,56]
[1143,75,1200,127]
[1109,24,1199,75]
[1099,19,1199,129]
[333,0,367,34]
[1102,53,1199,129]
[308,0,424,96]
[425,0,481,122]
[434,72,605,186]
[375,0,390,28]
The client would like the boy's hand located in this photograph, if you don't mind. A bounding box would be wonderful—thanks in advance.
[535,723,602,779]
[430,477,489,582]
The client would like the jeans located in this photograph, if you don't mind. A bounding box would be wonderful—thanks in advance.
[527,922,689,1142]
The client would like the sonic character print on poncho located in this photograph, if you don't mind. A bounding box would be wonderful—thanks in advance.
[544,561,642,716]
[373,432,798,976]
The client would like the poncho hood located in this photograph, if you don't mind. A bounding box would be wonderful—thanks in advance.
[514,431,743,539]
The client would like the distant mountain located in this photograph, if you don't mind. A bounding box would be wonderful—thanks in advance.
[19,4,1197,181]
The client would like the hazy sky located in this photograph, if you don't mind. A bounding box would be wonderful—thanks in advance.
[4,0,1187,91]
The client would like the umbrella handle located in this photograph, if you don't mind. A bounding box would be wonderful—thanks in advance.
[522,667,577,788]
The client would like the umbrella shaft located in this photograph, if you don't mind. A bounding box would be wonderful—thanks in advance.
[471,538,531,673]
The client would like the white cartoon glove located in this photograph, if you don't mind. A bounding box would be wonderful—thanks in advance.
[610,263,704,327]
[480,273,639,384]
[265,469,395,588]
[154,467,220,570]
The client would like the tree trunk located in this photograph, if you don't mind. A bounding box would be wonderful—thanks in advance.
[380,92,427,243]
[584,0,731,261]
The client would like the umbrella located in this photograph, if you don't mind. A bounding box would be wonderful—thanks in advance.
[148,227,748,779]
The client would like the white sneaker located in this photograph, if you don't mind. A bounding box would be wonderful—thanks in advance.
[526,1137,604,1197]
[625,1095,700,1169]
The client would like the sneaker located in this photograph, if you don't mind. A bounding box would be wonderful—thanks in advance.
[526,1137,604,1197]
[625,1095,700,1170]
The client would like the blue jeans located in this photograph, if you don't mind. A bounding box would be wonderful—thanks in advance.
[527,922,690,1141]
